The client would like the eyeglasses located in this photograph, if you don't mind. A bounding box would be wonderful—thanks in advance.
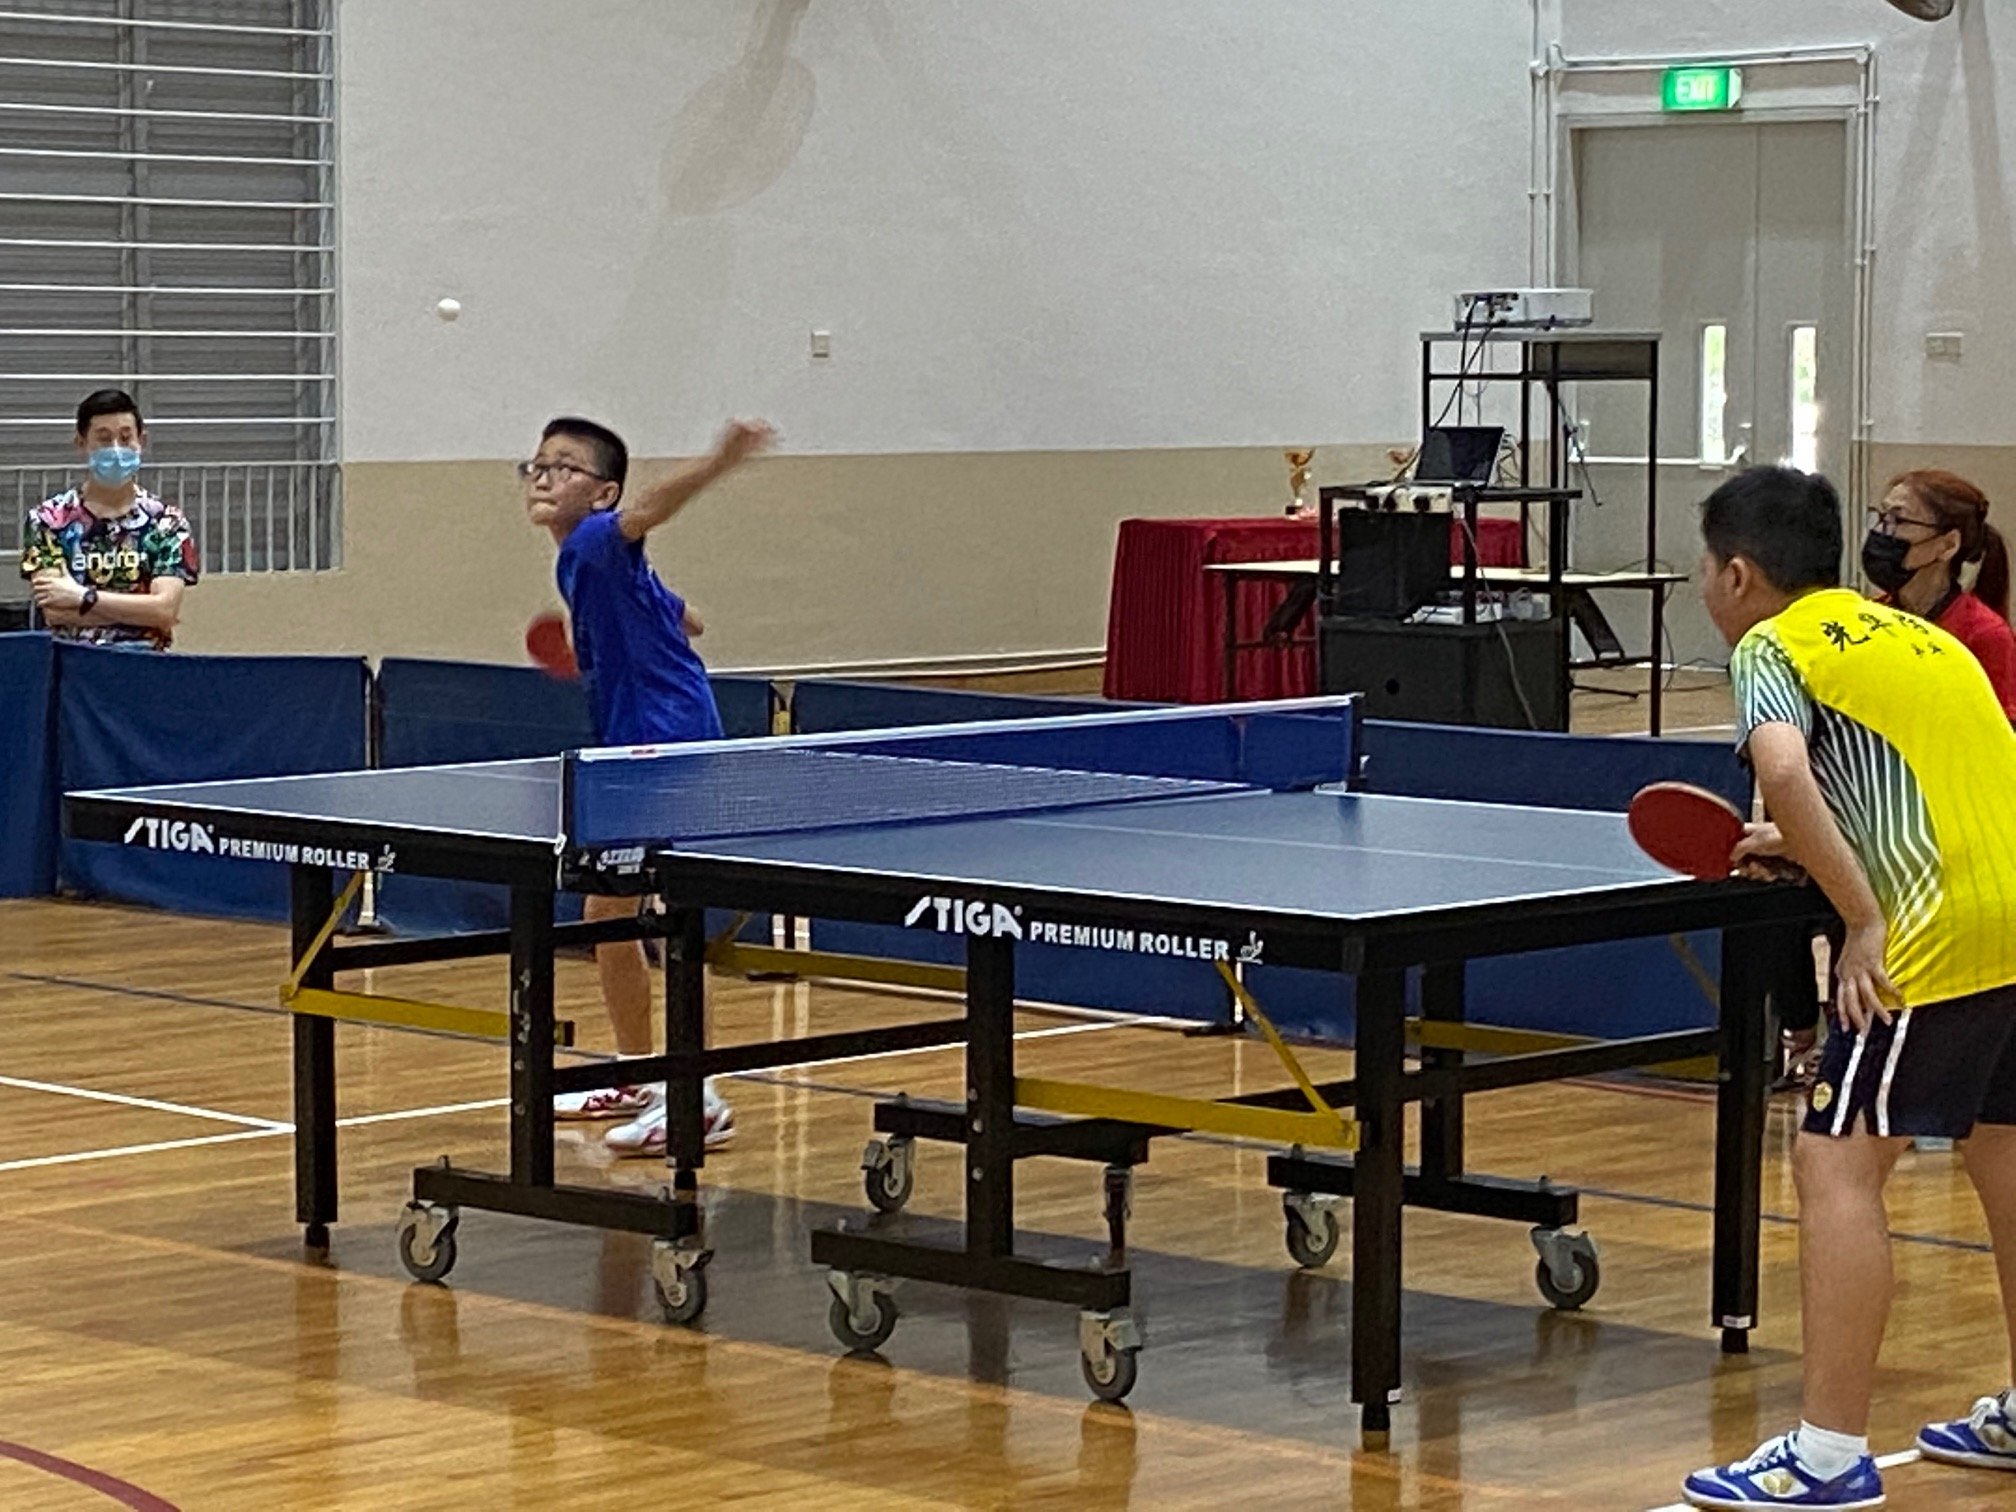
[1869,506,1943,537]
[516,460,606,485]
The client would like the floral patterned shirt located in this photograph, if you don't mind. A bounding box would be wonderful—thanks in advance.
[19,487,199,650]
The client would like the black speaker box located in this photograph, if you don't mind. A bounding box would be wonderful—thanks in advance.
[1319,615,1567,731]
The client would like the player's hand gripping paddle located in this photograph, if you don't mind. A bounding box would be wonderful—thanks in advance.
[526,612,578,680]
[1627,781,1748,880]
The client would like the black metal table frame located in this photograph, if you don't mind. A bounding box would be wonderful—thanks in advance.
[278,857,978,1302]
[58,779,982,1320]
[68,786,1824,1443]
[648,849,1826,1443]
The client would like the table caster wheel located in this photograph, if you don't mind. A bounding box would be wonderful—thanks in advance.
[395,1201,458,1283]
[861,1136,915,1214]
[1078,1309,1142,1404]
[651,1238,712,1325]
[1283,1192,1340,1269]
[826,1270,898,1353]
[1531,1227,1600,1311]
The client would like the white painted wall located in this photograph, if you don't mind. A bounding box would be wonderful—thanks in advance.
[324,0,2012,671]
[1556,0,2016,448]
[336,0,1535,464]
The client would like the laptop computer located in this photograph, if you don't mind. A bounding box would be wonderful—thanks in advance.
[1415,425,1504,484]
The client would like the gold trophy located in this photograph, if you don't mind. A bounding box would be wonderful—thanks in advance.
[1284,448,1315,516]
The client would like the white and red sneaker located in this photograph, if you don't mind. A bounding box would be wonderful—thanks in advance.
[606,1084,736,1158]
[554,1084,656,1121]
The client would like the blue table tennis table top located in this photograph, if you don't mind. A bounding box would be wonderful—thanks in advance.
[663,786,1679,923]
[66,701,1689,924]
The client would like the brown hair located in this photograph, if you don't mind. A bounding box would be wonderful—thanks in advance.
[1886,469,2010,621]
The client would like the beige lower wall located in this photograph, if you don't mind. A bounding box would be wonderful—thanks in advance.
[174,445,1397,671]
[172,440,2016,673]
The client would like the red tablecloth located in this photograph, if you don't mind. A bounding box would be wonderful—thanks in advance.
[1103,515,1524,703]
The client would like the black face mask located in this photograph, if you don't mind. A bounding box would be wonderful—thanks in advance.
[1860,530,1916,594]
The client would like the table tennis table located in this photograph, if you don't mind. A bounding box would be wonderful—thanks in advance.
[64,697,1825,1441]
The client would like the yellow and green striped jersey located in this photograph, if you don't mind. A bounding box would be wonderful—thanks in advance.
[1732,588,2016,1007]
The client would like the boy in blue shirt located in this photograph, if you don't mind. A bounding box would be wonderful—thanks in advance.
[525,412,773,1156]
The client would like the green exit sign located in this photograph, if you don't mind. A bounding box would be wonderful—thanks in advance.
[1663,66,1743,112]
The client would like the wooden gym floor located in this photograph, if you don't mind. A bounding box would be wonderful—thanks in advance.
[0,886,2008,1510]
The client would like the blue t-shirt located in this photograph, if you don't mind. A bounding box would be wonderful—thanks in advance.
[554,509,722,746]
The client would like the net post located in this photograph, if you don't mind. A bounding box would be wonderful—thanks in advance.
[558,748,578,854]
[347,660,387,934]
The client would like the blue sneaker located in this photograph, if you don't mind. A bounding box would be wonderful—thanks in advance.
[1682,1434,1885,1509]
[1918,1393,2016,1471]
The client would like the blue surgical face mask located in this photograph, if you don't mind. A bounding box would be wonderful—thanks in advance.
[88,445,142,486]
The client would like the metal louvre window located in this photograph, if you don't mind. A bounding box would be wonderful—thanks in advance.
[0,0,337,581]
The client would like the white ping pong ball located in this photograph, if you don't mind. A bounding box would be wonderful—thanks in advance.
[435,297,462,322]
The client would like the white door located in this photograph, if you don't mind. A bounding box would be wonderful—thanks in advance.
[1570,119,1852,669]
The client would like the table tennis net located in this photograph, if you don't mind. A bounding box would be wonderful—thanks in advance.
[564,745,1243,848]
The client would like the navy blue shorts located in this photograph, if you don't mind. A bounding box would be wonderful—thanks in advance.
[1803,983,2016,1139]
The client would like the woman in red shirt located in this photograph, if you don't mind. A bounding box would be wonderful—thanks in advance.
[1862,469,2016,716]
[1777,469,2015,1097]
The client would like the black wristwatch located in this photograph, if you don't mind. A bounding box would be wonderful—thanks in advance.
[79,587,99,619]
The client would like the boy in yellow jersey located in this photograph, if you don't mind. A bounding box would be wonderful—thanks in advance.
[1681,468,2016,1511]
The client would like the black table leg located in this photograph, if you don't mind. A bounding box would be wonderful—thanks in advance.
[665,905,708,1229]
[1352,966,1408,1445]
[1713,923,1778,1354]
[809,928,1129,1341]
[291,865,337,1249]
[1418,961,1465,1184]
[968,934,1016,1258]
[508,882,556,1190]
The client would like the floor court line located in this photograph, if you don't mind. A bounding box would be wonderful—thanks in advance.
[0,1023,1136,1176]
[5,980,1988,1257]
[336,1097,508,1127]
[8,1073,1985,1260]
[0,1126,285,1173]
[0,1436,179,1512]
[0,1072,288,1131]
[8,969,1160,1064]
[0,1094,1972,1497]
[0,1102,511,1175]
[5,970,519,1052]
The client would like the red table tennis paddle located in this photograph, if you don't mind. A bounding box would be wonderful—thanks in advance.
[526,612,578,680]
[1627,781,1748,880]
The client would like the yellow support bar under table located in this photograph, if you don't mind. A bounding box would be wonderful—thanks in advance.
[284,986,519,1042]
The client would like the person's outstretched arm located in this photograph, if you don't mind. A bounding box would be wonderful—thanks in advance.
[618,418,774,542]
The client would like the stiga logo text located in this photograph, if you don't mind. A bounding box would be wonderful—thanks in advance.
[121,817,393,873]
[124,816,215,854]
[904,895,1024,938]
[904,894,1265,965]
